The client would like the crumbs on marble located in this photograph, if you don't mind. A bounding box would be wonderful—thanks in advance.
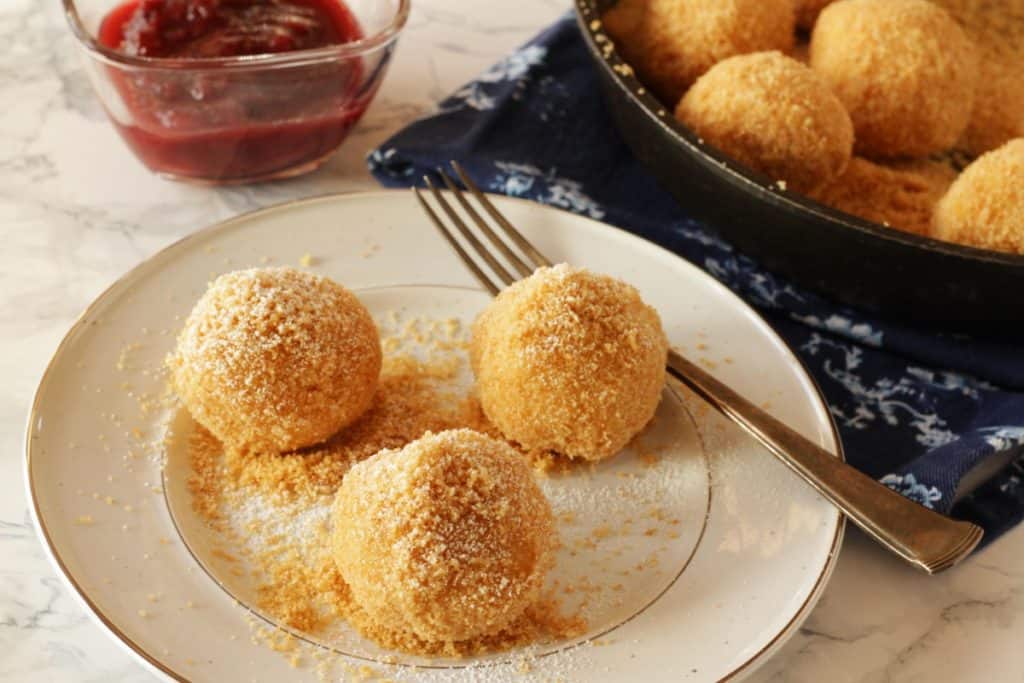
[299,253,316,267]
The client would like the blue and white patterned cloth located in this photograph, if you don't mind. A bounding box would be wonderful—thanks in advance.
[369,15,1024,548]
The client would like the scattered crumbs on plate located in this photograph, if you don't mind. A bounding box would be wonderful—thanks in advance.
[299,253,315,267]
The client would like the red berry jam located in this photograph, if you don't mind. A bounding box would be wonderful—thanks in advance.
[97,0,373,182]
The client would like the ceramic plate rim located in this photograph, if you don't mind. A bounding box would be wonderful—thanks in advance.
[25,189,846,683]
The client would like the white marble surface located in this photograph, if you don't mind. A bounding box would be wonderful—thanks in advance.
[2,0,1023,681]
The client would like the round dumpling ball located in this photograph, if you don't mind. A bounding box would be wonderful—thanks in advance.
[471,264,668,462]
[961,55,1024,158]
[675,51,853,193]
[809,0,978,158]
[603,0,795,105]
[332,429,554,643]
[169,267,381,452]
[932,139,1024,254]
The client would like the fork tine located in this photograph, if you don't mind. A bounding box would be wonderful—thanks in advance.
[437,169,533,280]
[451,161,554,269]
[412,186,500,296]
[424,176,517,288]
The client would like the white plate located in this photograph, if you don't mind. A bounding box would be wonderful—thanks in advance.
[26,191,843,682]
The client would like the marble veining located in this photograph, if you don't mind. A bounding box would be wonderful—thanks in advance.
[2,0,1023,680]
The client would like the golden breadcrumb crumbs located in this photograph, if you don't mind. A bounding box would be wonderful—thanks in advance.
[932,0,1024,156]
[603,0,794,104]
[333,430,566,644]
[169,268,381,453]
[471,265,667,462]
[933,139,1024,254]
[808,157,950,236]
[811,0,978,158]
[676,51,853,194]
[184,317,586,657]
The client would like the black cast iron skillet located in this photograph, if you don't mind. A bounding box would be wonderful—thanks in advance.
[575,0,1024,329]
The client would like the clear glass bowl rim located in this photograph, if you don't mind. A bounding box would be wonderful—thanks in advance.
[62,0,411,70]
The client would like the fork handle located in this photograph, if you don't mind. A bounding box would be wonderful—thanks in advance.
[667,350,982,574]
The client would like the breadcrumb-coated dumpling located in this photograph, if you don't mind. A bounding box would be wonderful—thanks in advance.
[931,0,1024,156]
[807,157,950,236]
[331,429,555,643]
[933,139,1024,254]
[169,267,381,453]
[809,0,978,159]
[676,51,853,193]
[961,58,1024,158]
[471,264,667,462]
[603,0,795,105]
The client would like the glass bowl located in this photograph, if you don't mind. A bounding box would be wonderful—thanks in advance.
[63,0,410,184]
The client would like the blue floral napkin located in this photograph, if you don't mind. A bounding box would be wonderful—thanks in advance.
[369,14,1024,547]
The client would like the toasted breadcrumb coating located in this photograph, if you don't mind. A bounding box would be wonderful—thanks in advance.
[331,429,555,642]
[603,0,795,105]
[471,264,667,462]
[676,51,853,193]
[932,0,1024,156]
[808,157,956,236]
[933,139,1024,254]
[169,267,381,453]
[810,0,978,159]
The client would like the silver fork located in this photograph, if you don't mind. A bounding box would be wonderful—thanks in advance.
[413,161,984,574]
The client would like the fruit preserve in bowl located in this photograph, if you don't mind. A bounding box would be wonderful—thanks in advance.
[63,0,409,183]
